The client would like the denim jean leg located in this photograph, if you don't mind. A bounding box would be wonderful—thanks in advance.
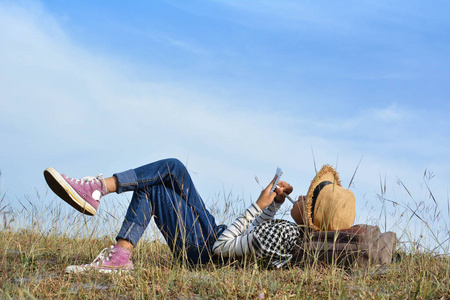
[149,184,216,263]
[115,188,152,246]
[114,158,219,264]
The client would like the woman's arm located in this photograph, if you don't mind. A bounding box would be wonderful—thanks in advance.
[212,175,278,257]
[212,202,262,257]
[251,201,282,227]
[213,175,292,258]
[251,180,293,226]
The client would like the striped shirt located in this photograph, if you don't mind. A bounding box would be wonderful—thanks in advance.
[212,201,282,258]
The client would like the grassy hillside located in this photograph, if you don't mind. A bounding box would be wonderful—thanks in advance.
[1,222,448,299]
[0,183,448,299]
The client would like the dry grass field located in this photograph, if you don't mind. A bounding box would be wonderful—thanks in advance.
[1,228,448,299]
[0,180,448,299]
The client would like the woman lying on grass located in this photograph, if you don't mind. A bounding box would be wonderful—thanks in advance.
[44,158,355,273]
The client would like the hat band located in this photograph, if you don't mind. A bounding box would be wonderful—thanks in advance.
[311,180,332,223]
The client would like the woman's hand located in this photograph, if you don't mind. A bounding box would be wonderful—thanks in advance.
[274,181,293,204]
[255,175,278,210]
[255,177,293,210]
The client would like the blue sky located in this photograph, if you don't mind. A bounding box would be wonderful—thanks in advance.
[1,0,449,249]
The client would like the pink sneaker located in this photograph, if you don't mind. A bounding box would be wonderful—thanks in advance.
[65,245,134,274]
[44,167,108,216]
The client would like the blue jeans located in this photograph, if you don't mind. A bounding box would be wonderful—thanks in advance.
[113,158,224,264]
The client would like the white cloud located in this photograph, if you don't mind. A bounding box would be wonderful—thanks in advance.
[0,1,448,250]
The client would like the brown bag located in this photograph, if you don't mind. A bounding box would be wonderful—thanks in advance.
[291,224,398,268]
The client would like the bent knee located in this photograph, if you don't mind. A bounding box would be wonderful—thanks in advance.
[162,158,185,169]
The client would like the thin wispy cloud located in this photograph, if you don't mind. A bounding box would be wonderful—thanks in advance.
[0,1,448,248]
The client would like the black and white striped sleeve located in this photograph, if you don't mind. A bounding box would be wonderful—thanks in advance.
[212,203,262,257]
[251,201,282,227]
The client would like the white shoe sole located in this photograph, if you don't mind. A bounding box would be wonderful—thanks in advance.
[65,266,133,274]
[44,167,96,216]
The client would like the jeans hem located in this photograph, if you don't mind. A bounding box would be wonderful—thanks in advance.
[113,169,138,193]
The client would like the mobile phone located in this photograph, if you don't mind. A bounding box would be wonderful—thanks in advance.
[270,167,284,194]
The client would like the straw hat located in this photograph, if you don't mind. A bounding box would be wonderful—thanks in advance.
[305,165,355,231]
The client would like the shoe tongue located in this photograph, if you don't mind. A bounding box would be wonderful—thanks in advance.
[82,176,98,182]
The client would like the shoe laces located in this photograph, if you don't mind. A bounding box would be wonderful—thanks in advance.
[71,174,104,185]
[87,246,114,266]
